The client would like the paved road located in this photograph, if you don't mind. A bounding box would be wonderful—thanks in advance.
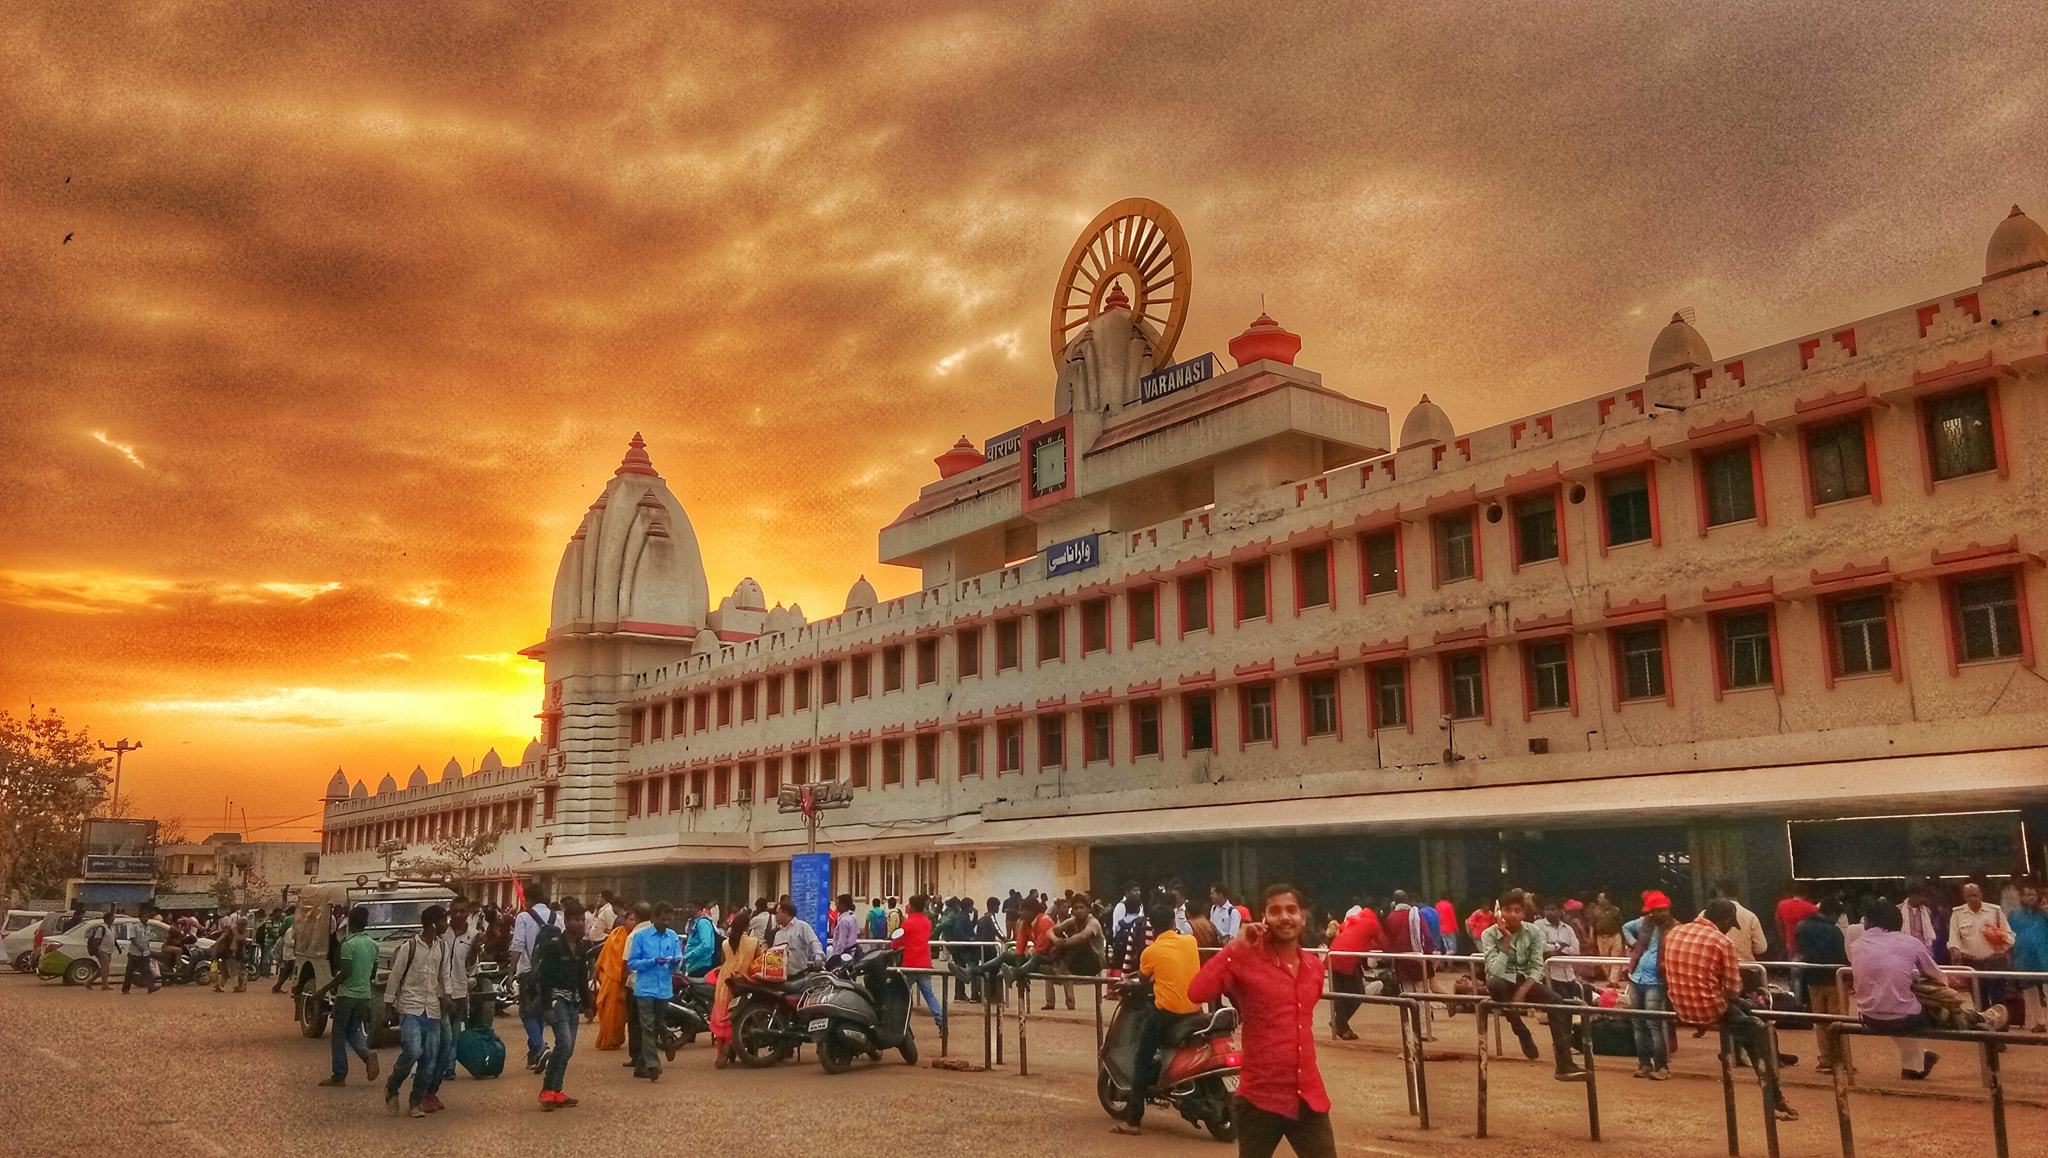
[1,971,2038,1158]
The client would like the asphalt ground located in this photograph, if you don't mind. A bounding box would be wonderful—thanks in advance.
[2,968,2041,1158]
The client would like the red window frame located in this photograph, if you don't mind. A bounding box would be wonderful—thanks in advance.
[716,687,733,726]
[629,709,644,745]
[1916,382,2009,493]
[1182,691,1216,752]
[1366,660,1412,734]
[1082,706,1113,764]
[1818,586,1902,688]
[1796,412,1882,515]
[740,681,758,723]
[1178,572,1213,637]
[1508,486,1567,571]
[1036,608,1064,663]
[1079,597,1112,655]
[1439,649,1491,724]
[881,739,904,787]
[915,733,939,782]
[666,773,683,813]
[1709,606,1784,698]
[1238,681,1277,747]
[765,673,783,717]
[1234,558,1271,624]
[820,661,840,704]
[625,780,642,819]
[1358,525,1405,600]
[882,645,904,692]
[1127,583,1160,646]
[1293,543,1334,613]
[995,618,1022,670]
[1430,509,1481,588]
[851,653,872,699]
[957,727,983,778]
[1519,635,1579,719]
[957,626,982,678]
[1300,671,1342,740]
[1129,698,1162,759]
[713,766,730,807]
[1941,566,2035,673]
[996,721,1023,774]
[1037,714,1065,769]
[916,637,939,685]
[845,748,866,789]
[1609,622,1676,709]
[1693,439,1768,535]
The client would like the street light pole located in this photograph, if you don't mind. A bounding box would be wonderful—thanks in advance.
[97,738,142,813]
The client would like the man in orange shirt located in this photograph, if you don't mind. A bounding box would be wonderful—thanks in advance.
[1111,902,1201,1136]
[977,895,1055,981]
[1664,899,1797,1122]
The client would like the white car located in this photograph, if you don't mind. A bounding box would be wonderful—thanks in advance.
[4,910,52,973]
[37,918,178,985]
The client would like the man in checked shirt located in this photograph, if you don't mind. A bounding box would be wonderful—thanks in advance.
[1663,898,1798,1122]
[1188,883,1335,1158]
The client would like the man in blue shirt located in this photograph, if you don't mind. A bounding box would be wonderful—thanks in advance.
[624,902,682,1081]
[1622,891,1675,1079]
[682,902,719,978]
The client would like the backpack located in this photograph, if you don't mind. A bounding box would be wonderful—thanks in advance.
[455,1021,506,1078]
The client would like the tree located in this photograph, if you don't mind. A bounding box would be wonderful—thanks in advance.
[0,709,110,902]
[395,823,511,895]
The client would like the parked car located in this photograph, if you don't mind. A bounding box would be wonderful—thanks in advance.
[37,918,179,985]
[289,880,457,1046]
[4,910,52,973]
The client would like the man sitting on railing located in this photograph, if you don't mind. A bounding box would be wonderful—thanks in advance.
[1663,899,1798,1122]
[1480,889,1588,1082]
[1846,898,1946,1080]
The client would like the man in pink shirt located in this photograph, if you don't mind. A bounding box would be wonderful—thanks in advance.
[1189,884,1334,1158]
[1847,899,1946,1080]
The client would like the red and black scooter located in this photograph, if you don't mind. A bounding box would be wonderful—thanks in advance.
[1097,977,1243,1141]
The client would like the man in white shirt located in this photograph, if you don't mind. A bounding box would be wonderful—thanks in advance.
[1711,882,1771,964]
[438,900,478,1082]
[588,892,617,941]
[381,905,450,1117]
[1535,899,1583,996]
[1901,882,1941,960]
[510,888,557,1069]
[1209,884,1243,942]
[1949,882,2014,1006]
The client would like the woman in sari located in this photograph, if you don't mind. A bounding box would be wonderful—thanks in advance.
[593,918,634,1051]
[709,906,761,1069]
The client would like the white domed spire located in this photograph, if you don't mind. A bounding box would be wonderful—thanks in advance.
[521,739,545,765]
[478,748,503,773]
[324,767,350,800]
[844,575,878,611]
[377,772,399,795]
[350,779,368,800]
[1647,312,1711,378]
[406,765,428,790]
[1986,204,2048,281]
[548,432,710,638]
[1398,394,1454,450]
[442,757,465,782]
[732,577,767,611]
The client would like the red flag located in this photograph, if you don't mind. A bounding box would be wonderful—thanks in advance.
[512,876,527,909]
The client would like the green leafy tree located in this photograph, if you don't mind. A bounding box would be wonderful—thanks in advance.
[0,709,110,901]
[395,823,510,894]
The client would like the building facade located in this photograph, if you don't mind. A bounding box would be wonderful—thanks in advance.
[320,201,2048,916]
[158,832,321,909]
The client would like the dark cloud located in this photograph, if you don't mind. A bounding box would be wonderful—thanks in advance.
[2,0,2043,831]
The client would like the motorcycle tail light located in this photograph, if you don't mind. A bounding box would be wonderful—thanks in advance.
[1225,1054,1241,1067]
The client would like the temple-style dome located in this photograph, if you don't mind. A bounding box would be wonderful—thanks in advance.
[548,433,710,637]
[1054,281,1159,417]
[935,436,983,479]
[521,739,545,765]
[1228,311,1301,368]
[324,767,350,800]
[1647,312,1711,377]
[350,779,368,800]
[377,773,399,795]
[406,765,428,790]
[442,757,465,781]
[1398,394,1455,450]
[732,577,767,611]
[478,748,503,773]
[844,575,877,611]
[1986,205,2048,281]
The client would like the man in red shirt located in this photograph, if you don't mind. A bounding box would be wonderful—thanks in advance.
[1775,885,1818,956]
[1326,906,1384,1041]
[1663,899,1797,1122]
[1189,883,1335,1158]
[893,894,946,1036]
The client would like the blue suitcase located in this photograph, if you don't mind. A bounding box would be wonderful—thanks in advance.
[456,1022,506,1078]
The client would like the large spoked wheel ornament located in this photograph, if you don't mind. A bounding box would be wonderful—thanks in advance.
[1050,198,1191,370]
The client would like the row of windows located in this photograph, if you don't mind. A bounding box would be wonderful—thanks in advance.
[324,795,539,854]
[627,386,2010,743]
[622,568,2032,799]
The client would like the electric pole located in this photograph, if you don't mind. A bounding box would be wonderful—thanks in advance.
[97,738,142,813]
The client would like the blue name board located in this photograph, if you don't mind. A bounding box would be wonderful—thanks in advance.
[984,426,1025,461]
[790,853,832,942]
[1139,352,1216,403]
[1045,532,1100,578]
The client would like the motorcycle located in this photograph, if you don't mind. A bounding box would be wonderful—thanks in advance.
[803,948,919,1073]
[660,972,716,1059]
[1096,978,1242,1142]
[726,966,831,1069]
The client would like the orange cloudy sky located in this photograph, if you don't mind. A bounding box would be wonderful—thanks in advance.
[4,3,2044,838]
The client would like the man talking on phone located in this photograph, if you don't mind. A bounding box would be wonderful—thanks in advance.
[1188,883,1334,1158]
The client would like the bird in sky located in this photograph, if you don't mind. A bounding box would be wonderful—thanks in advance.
[63,233,73,243]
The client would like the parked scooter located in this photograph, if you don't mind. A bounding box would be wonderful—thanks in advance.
[1096,978,1242,1142]
[804,948,918,1073]
[726,967,830,1068]
[660,972,716,1058]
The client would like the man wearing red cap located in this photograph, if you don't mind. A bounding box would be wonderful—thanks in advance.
[1663,899,1798,1121]
[1623,892,1675,1078]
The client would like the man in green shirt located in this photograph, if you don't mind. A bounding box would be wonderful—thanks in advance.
[1480,889,1587,1081]
[317,906,381,1087]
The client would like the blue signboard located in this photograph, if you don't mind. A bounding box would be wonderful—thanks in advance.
[1139,352,1216,403]
[983,425,1025,461]
[1045,532,1100,578]
[789,853,832,943]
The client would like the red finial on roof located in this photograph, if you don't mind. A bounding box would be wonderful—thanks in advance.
[615,431,659,477]
[1101,281,1131,311]
[1228,308,1302,368]
[2012,205,2027,218]
[935,435,983,479]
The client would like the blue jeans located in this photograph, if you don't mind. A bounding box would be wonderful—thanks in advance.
[439,1006,464,1081]
[520,976,545,1060]
[544,995,580,1092]
[912,973,946,1032]
[386,1012,444,1104]
[1631,982,1669,1070]
[330,996,372,1078]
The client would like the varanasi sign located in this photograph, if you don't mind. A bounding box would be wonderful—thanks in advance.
[1045,532,1100,577]
[984,425,1025,461]
[1139,352,1216,403]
